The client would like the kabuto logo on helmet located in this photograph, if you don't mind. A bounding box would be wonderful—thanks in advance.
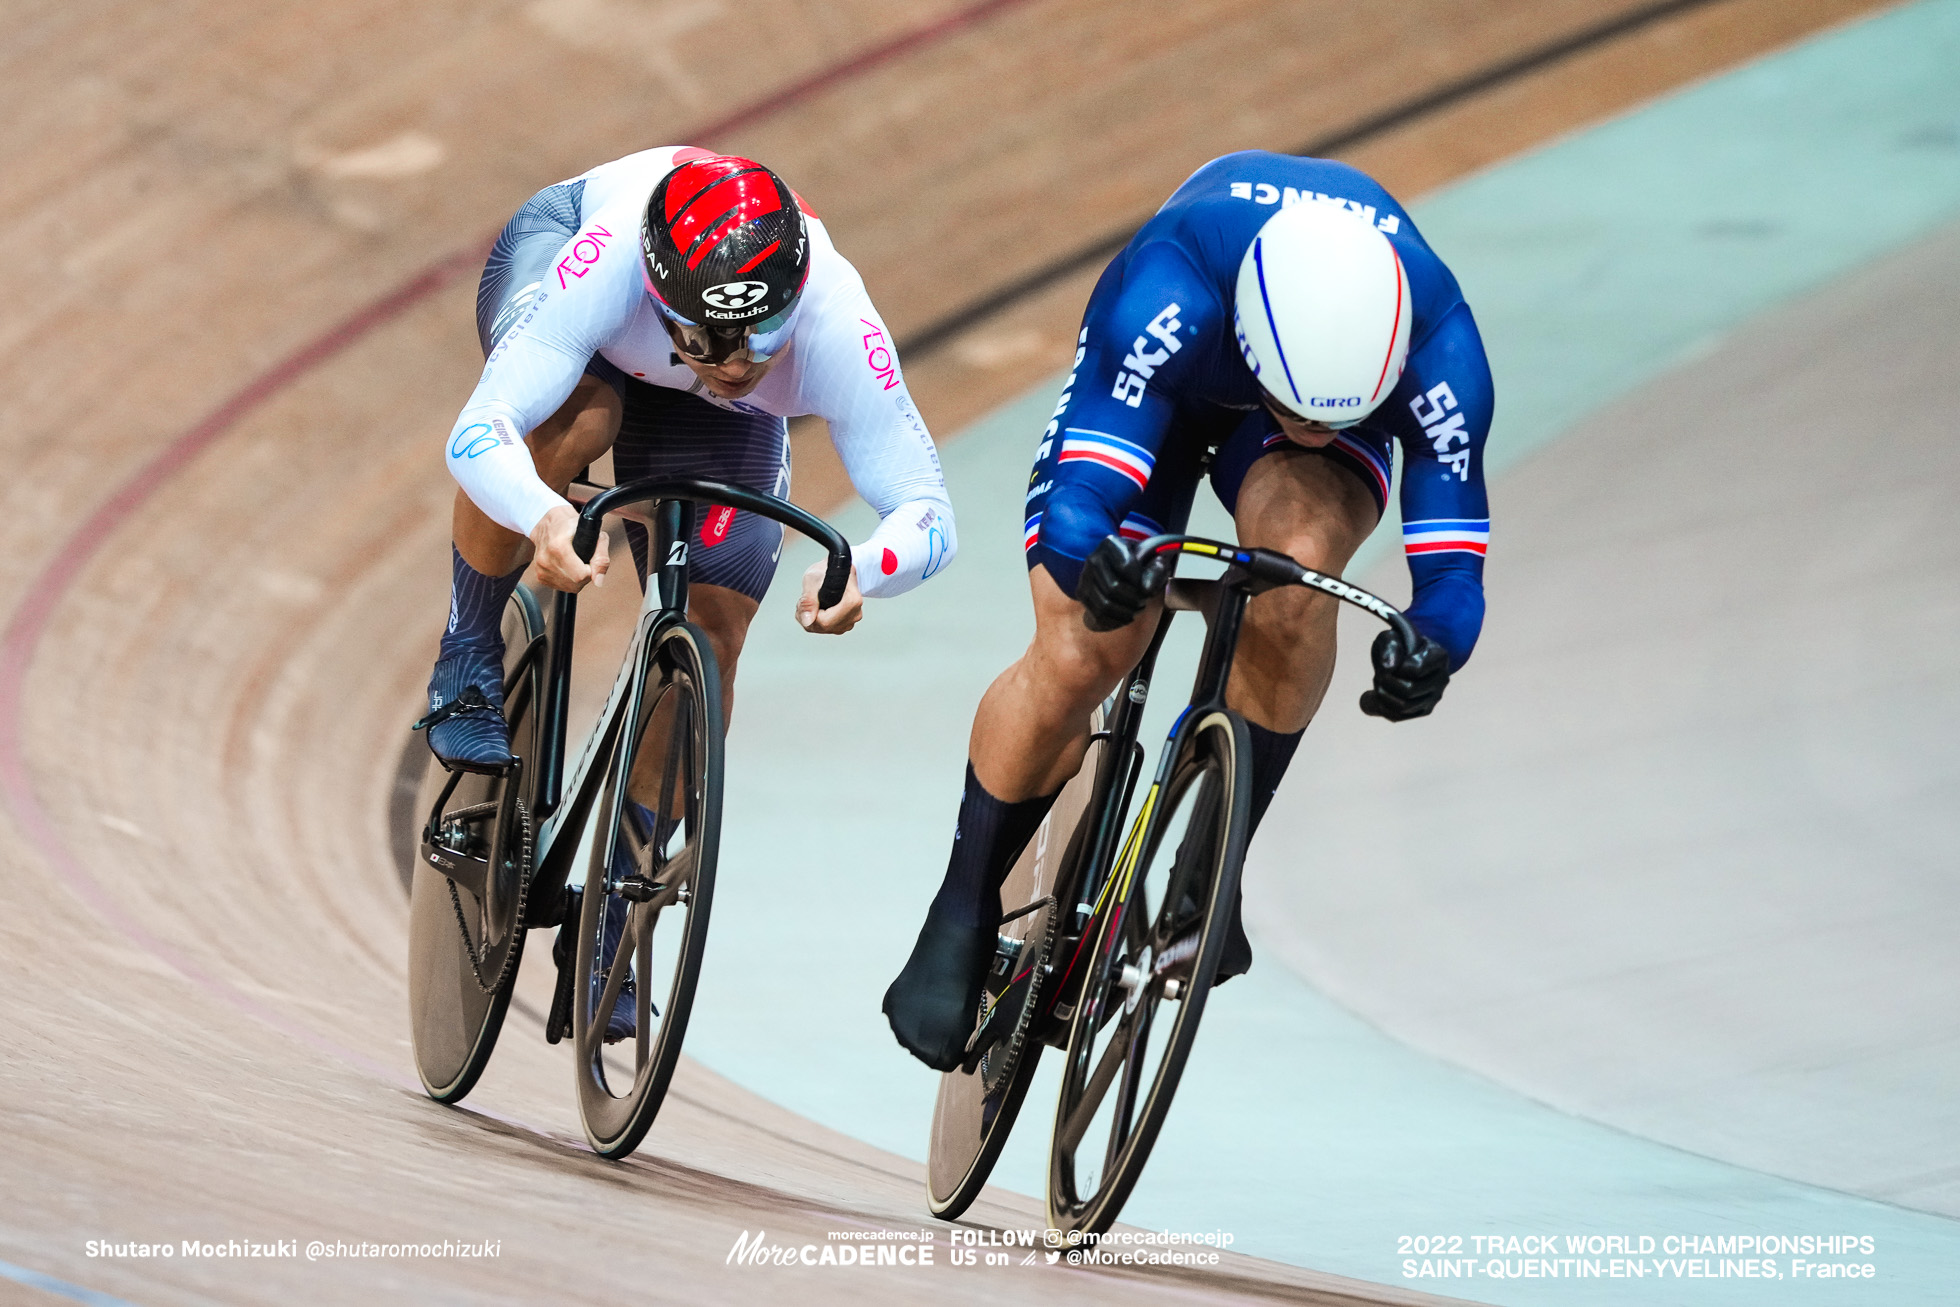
[701,280,772,311]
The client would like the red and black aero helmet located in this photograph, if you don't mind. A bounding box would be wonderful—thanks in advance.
[641,154,811,364]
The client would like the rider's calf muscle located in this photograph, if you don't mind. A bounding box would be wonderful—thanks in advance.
[969,566,1155,802]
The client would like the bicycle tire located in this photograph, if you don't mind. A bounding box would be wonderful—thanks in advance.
[408,584,545,1103]
[572,619,722,1159]
[1046,708,1250,1235]
[926,709,1113,1218]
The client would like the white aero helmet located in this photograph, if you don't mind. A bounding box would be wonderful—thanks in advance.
[1233,199,1412,428]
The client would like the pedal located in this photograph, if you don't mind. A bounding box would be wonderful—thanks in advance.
[960,935,1026,1074]
[616,875,664,903]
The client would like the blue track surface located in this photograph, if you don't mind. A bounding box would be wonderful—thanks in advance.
[688,3,1960,1301]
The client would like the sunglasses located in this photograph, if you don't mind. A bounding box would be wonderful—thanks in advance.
[655,298,800,367]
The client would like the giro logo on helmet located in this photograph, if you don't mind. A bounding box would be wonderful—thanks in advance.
[702,280,772,311]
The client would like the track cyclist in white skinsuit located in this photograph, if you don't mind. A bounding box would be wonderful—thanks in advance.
[418,147,956,772]
[416,149,957,1042]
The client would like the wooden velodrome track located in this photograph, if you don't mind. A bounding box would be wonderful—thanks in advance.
[0,1,1892,1302]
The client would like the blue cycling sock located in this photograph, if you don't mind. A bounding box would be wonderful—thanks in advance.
[929,763,1058,930]
[438,546,524,657]
[1245,720,1305,836]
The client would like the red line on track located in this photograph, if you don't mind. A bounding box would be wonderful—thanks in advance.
[0,0,1028,1091]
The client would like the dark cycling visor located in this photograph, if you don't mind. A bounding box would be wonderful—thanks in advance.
[655,298,800,366]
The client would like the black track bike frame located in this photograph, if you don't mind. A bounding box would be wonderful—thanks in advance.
[512,476,851,917]
[1033,534,1417,1030]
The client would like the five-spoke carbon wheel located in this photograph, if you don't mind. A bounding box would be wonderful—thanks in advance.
[1046,709,1249,1235]
[572,619,722,1159]
[408,585,545,1104]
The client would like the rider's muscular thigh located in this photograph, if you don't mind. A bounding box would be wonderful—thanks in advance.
[453,375,624,576]
[969,565,1157,803]
[1230,452,1378,734]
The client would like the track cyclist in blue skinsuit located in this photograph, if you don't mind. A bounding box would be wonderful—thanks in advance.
[883,151,1495,1069]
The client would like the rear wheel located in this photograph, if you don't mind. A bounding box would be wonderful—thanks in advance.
[927,709,1114,1219]
[1046,709,1249,1236]
[408,585,545,1104]
[573,619,722,1159]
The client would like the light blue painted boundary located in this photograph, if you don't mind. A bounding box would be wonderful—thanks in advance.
[0,1258,141,1307]
[686,2,1960,1303]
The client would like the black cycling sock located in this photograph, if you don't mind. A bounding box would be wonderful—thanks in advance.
[928,762,1059,930]
[438,545,524,659]
[1245,720,1306,836]
[1217,721,1304,983]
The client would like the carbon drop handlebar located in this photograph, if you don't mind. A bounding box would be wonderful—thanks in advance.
[1136,533,1420,651]
[572,476,854,611]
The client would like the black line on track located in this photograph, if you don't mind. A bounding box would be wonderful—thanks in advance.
[899,0,1733,358]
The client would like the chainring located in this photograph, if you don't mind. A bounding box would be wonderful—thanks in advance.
[977,899,1060,1093]
[445,797,533,995]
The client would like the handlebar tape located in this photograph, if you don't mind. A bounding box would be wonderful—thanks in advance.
[816,550,851,612]
[571,515,602,565]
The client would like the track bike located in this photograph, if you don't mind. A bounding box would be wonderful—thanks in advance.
[406,476,850,1159]
[925,535,1418,1234]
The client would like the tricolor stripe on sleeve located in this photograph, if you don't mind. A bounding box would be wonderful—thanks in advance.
[1023,513,1042,552]
[1059,429,1154,491]
[1402,517,1489,557]
[1259,429,1392,503]
[1332,433,1391,504]
[1116,511,1162,543]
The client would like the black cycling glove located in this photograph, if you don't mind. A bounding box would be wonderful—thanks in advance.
[1078,535,1169,632]
[1360,630,1452,721]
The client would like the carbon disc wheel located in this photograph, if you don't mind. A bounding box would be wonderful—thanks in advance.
[408,584,545,1104]
[927,709,1114,1220]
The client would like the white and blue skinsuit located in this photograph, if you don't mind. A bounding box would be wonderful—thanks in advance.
[1023,150,1493,667]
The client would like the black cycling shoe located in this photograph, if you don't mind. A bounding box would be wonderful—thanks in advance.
[883,907,996,1072]
[1213,887,1253,984]
[598,892,640,1044]
[417,646,511,771]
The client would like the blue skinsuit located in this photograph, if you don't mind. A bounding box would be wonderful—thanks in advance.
[1022,151,1494,668]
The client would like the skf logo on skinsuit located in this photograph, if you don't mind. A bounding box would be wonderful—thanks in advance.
[702,280,770,310]
[1228,181,1403,235]
[555,225,614,288]
[860,318,900,391]
[1111,304,1183,408]
[1410,382,1471,480]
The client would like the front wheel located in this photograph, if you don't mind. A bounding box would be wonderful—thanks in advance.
[1046,709,1249,1236]
[572,619,723,1159]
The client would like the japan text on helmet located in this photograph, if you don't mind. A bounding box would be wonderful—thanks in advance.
[1232,200,1411,429]
[641,154,811,365]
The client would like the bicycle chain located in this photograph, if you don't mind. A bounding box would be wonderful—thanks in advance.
[445,797,532,995]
